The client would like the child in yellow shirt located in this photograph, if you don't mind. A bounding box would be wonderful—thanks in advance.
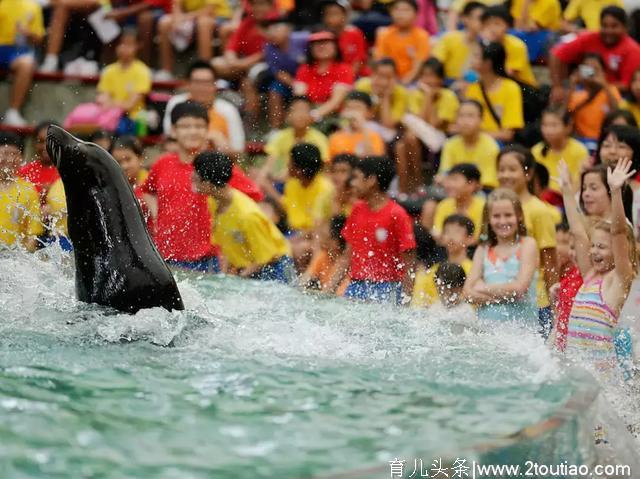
[438,100,499,190]
[278,143,335,269]
[424,163,485,243]
[531,106,589,203]
[465,41,524,142]
[435,1,486,80]
[563,0,624,32]
[413,214,474,307]
[409,58,460,133]
[280,144,335,233]
[97,31,152,119]
[193,151,293,282]
[0,0,44,126]
[480,6,537,85]
[0,132,43,252]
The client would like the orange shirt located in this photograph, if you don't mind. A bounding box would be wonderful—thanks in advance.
[374,25,430,80]
[276,0,294,11]
[568,87,621,139]
[209,108,229,140]
[328,129,386,159]
[306,250,350,296]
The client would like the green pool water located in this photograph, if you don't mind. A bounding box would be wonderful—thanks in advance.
[0,252,601,478]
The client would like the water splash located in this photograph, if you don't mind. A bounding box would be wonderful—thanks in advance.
[0,250,636,477]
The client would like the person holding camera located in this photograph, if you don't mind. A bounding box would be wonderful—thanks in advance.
[568,53,621,141]
[550,6,640,105]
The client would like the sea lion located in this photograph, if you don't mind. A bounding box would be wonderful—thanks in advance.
[46,125,184,313]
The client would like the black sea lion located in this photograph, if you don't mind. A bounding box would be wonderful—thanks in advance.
[46,125,184,313]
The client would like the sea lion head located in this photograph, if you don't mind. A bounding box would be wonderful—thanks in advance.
[46,125,121,188]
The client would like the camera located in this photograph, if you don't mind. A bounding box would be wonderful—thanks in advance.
[579,64,595,78]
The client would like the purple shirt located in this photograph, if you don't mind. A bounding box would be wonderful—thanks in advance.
[264,31,309,76]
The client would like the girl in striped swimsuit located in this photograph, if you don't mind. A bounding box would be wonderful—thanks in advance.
[559,159,638,378]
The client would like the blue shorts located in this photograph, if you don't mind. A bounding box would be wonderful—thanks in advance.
[268,80,293,100]
[538,306,553,339]
[39,234,73,252]
[166,256,219,273]
[252,256,295,284]
[0,45,33,68]
[344,280,402,304]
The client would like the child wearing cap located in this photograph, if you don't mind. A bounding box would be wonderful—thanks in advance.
[373,0,430,85]
[294,30,355,121]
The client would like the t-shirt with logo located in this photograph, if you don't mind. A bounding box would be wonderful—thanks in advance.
[342,199,416,282]
[552,31,640,87]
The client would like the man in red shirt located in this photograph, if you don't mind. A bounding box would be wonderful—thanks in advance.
[212,0,275,79]
[550,6,640,104]
[18,121,60,203]
[211,0,275,122]
[327,155,416,304]
[139,101,219,272]
[321,0,369,77]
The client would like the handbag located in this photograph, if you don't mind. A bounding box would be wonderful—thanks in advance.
[64,103,124,132]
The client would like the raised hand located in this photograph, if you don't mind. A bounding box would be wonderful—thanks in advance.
[557,160,573,193]
[607,157,636,191]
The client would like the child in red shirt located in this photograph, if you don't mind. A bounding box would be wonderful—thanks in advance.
[328,155,416,304]
[139,101,218,272]
[18,121,60,203]
[294,31,355,121]
[110,136,155,235]
[551,223,583,352]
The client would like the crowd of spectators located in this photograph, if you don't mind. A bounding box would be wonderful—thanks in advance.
[3,0,640,384]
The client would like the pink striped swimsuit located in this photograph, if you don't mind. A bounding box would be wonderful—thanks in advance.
[565,275,618,372]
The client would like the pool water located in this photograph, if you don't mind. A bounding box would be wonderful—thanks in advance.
[0,250,601,478]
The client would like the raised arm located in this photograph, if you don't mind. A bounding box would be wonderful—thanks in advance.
[559,160,591,276]
[608,158,637,284]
